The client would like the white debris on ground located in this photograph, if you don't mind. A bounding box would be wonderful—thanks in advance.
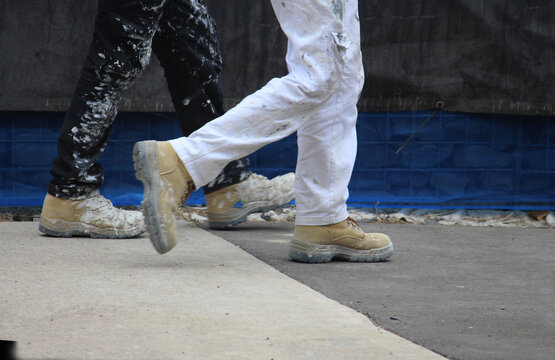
[181,206,555,228]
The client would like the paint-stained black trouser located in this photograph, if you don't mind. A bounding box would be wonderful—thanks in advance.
[48,0,250,199]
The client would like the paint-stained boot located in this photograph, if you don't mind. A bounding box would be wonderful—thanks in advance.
[206,173,295,229]
[39,192,145,239]
[133,140,195,254]
[290,217,393,263]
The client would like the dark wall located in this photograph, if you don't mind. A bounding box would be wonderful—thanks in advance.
[1,0,553,115]
[358,0,555,115]
[0,0,173,112]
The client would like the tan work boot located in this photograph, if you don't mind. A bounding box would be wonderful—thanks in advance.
[206,173,295,229]
[39,192,145,239]
[133,140,195,254]
[290,217,393,263]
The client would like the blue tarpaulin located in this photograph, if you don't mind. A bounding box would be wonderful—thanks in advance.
[1,111,553,210]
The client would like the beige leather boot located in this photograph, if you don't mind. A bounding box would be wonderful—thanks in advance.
[133,141,195,254]
[39,192,145,239]
[290,217,393,263]
[206,173,295,229]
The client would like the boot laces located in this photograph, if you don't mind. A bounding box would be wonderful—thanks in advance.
[180,181,196,207]
[346,217,363,232]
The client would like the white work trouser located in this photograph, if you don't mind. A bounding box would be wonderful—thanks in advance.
[170,0,364,225]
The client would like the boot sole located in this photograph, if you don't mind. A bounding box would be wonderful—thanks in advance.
[208,191,295,229]
[39,217,144,239]
[133,141,175,254]
[289,239,394,263]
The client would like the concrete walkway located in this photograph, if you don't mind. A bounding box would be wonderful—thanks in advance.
[0,222,445,360]
[208,221,555,360]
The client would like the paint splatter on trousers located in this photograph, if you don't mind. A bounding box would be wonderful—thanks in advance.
[48,0,250,199]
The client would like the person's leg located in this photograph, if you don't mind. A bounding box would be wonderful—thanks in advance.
[134,0,391,260]
[152,0,250,189]
[40,0,166,238]
[168,0,348,187]
[134,0,348,252]
[49,0,165,198]
[153,0,225,138]
[153,0,294,228]
[289,0,392,262]
[293,0,365,226]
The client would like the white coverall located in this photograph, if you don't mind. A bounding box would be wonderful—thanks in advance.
[170,0,364,225]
